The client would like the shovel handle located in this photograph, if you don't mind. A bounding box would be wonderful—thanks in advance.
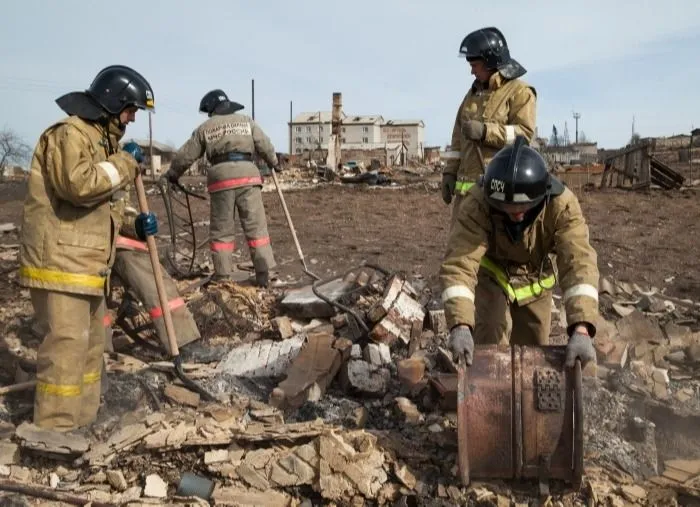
[0,380,37,395]
[134,173,180,357]
[475,143,486,173]
[270,169,307,270]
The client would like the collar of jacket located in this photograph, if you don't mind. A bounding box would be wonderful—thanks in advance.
[108,116,126,144]
[94,116,126,154]
[471,71,507,93]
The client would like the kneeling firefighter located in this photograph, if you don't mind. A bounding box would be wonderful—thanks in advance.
[19,65,158,431]
[439,136,599,368]
[162,89,279,288]
[111,195,201,353]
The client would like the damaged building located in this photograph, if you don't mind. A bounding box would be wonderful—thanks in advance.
[288,94,425,166]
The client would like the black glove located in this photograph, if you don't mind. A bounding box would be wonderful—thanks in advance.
[441,174,456,205]
[122,141,144,164]
[462,120,485,141]
[565,329,596,368]
[134,212,158,240]
[449,325,474,366]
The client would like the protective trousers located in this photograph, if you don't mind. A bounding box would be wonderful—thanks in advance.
[209,185,276,277]
[111,249,200,350]
[31,288,105,431]
[474,269,553,346]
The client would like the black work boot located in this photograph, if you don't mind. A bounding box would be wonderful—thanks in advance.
[255,271,269,288]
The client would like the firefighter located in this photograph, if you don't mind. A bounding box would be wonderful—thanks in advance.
[440,136,599,368]
[33,206,203,387]
[162,89,278,288]
[442,27,537,225]
[111,197,201,353]
[19,65,158,431]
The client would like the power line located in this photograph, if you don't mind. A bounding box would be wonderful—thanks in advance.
[0,75,197,115]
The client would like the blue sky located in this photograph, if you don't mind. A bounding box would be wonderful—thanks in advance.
[1,0,699,153]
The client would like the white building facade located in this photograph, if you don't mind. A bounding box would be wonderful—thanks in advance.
[289,111,425,160]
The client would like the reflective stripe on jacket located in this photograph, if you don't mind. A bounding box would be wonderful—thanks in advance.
[440,184,599,333]
[19,116,137,296]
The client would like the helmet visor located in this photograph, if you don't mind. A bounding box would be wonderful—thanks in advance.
[486,194,544,214]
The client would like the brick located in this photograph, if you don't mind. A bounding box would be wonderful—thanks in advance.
[164,384,200,408]
[271,316,294,340]
[397,358,426,389]
[428,310,447,334]
[269,333,343,410]
[340,360,390,396]
[144,474,167,498]
[363,344,383,366]
[216,336,305,378]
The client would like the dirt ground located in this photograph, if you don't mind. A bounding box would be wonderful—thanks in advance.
[2,176,700,505]
[3,175,699,301]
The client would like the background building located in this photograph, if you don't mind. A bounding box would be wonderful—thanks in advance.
[289,111,425,163]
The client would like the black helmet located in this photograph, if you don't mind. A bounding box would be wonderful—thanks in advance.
[481,136,551,212]
[458,27,526,79]
[87,65,155,115]
[199,89,244,116]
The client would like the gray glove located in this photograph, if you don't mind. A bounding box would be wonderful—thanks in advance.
[565,330,596,368]
[462,120,485,141]
[449,325,474,366]
[441,173,456,204]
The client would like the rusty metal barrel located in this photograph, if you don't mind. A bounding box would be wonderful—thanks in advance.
[457,344,583,491]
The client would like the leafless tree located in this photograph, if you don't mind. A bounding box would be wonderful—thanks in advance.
[0,128,32,181]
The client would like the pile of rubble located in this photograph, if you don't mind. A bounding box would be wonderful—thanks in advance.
[1,261,700,505]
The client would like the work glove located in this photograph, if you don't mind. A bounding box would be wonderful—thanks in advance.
[449,325,474,366]
[565,328,596,368]
[461,120,485,141]
[134,212,158,241]
[122,141,144,164]
[441,173,456,205]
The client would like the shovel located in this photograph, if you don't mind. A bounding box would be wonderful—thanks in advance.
[269,168,321,281]
[474,141,486,173]
[134,173,215,401]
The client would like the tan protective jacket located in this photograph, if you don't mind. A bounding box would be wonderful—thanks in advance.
[440,184,599,334]
[443,72,537,194]
[19,116,137,296]
[169,113,278,193]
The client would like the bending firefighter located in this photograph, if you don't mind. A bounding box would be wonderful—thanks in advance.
[111,195,201,353]
[442,27,537,223]
[163,89,279,288]
[19,65,158,431]
[440,137,599,369]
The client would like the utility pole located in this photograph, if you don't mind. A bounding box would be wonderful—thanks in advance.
[251,79,255,120]
[289,100,293,156]
[148,111,154,179]
[572,111,581,144]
